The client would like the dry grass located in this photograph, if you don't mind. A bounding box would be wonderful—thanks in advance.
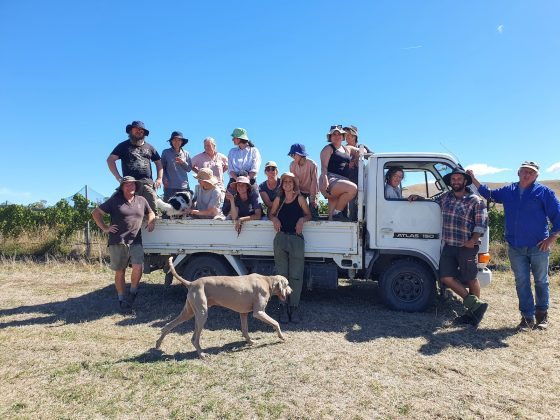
[1,259,560,419]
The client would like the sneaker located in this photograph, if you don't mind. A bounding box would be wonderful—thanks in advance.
[517,316,535,332]
[332,212,351,222]
[278,304,289,324]
[469,302,488,327]
[535,311,548,330]
[289,306,302,324]
[452,313,474,325]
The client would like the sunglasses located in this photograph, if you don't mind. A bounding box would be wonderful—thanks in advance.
[265,166,277,171]
[330,125,343,130]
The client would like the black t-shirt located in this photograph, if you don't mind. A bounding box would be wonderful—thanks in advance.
[111,140,161,181]
[99,192,151,245]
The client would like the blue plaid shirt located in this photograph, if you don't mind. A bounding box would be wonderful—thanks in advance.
[435,189,488,247]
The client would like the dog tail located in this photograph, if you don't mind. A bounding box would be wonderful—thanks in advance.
[167,257,192,289]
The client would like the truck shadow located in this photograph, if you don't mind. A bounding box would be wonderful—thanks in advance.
[0,280,516,355]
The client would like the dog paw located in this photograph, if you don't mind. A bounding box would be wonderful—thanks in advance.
[198,352,209,359]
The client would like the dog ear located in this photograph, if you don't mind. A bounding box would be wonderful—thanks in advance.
[169,198,182,211]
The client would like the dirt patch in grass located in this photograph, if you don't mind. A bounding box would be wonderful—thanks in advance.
[1,260,559,419]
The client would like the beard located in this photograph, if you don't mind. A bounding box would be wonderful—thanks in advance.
[129,133,145,144]
[451,183,466,192]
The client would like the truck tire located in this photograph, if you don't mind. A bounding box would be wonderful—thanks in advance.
[181,255,232,280]
[380,260,435,312]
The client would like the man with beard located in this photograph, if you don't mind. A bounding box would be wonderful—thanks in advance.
[409,168,489,327]
[107,120,163,212]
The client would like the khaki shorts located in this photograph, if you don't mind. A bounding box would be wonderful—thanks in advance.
[108,243,144,271]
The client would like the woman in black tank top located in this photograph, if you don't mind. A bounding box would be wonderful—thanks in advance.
[269,172,312,324]
[319,125,360,221]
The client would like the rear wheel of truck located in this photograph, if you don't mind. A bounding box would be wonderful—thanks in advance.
[182,255,232,280]
[380,260,435,312]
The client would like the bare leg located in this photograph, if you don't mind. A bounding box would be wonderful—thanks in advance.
[114,269,126,295]
[330,180,357,212]
[467,279,480,298]
[130,264,143,289]
[441,276,469,299]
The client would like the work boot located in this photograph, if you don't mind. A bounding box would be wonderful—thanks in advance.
[119,300,133,314]
[535,310,548,330]
[517,316,535,332]
[289,306,302,324]
[452,312,474,325]
[278,304,290,324]
[469,302,488,327]
[332,212,351,222]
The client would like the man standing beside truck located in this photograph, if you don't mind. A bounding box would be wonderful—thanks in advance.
[410,168,489,326]
[468,162,560,331]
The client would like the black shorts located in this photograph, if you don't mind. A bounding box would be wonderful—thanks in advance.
[439,244,479,285]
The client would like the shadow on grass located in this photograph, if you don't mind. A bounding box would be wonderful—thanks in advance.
[0,279,516,355]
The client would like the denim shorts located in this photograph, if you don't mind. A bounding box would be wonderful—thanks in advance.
[108,243,144,270]
[439,244,479,284]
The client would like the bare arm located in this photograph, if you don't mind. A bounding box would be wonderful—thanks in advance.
[107,154,122,183]
[466,169,481,189]
[260,191,274,209]
[92,207,118,234]
[295,195,312,234]
[319,146,333,196]
[154,160,163,189]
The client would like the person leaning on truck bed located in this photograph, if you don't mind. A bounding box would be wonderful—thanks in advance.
[409,168,489,327]
[223,176,262,234]
[191,136,229,188]
[106,120,163,212]
[92,176,155,313]
[160,131,192,202]
[319,125,359,222]
[468,162,560,332]
[268,172,312,323]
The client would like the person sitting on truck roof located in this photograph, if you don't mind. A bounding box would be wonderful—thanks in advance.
[269,172,312,324]
[227,128,261,192]
[288,143,320,220]
[409,168,489,327]
[191,137,229,188]
[259,161,281,215]
[186,168,225,220]
[223,176,263,234]
[384,166,404,199]
[319,125,359,222]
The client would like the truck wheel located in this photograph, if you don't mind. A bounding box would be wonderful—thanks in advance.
[380,260,435,312]
[181,255,232,280]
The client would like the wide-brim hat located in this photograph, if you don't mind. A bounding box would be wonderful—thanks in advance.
[194,168,219,186]
[168,131,188,146]
[231,127,250,141]
[443,168,472,186]
[343,125,358,137]
[288,143,308,157]
[264,160,278,169]
[116,176,142,191]
[519,160,540,175]
[231,176,252,189]
[326,125,346,141]
[125,120,150,136]
[280,172,300,190]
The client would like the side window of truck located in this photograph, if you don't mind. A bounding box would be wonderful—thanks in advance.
[384,162,449,200]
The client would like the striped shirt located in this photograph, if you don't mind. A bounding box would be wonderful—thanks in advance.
[435,189,488,247]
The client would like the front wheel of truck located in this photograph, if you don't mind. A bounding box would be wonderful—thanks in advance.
[380,260,435,312]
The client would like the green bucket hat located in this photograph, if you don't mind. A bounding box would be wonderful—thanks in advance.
[231,127,250,141]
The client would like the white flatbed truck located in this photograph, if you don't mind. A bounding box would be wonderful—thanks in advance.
[143,152,492,312]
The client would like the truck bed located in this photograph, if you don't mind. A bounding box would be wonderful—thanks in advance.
[143,218,360,260]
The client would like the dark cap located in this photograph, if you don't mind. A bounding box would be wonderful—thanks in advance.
[168,131,188,146]
[125,121,150,136]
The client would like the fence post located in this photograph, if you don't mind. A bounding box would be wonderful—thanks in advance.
[85,185,91,258]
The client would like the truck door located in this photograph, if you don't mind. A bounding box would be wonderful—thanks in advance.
[375,159,453,267]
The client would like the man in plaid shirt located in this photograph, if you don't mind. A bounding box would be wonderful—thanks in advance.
[410,168,488,326]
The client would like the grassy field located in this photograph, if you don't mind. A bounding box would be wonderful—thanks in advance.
[1,259,559,419]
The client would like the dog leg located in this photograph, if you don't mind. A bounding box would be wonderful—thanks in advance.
[239,313,255,345]
[155,303,194,349]
[191,302,209,358]
[253,310,285,341]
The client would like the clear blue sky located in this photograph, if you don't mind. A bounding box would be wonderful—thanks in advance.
[1,1,559,205]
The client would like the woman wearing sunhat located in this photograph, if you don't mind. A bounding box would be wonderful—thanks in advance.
[161,131,192,202]
[188,168,225,219]
[269,172,312,323]
[319,125,359,221]
[259,161,281,214]
[227,128,262,191]
[223,176,262,233]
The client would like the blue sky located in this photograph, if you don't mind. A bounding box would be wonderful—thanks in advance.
[1,1,559,205]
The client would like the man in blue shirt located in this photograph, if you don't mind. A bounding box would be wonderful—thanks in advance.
[468,161,560,331]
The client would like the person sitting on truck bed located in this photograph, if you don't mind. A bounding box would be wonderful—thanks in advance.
[223,176,262,233]
[186,168,225,219]
[227,127,261,192]
[319,125,359,222]
[259,160,281,215]
[384,166,404,199]
[409,168,489,327]
[288,143,320,220]
[344,125,372,219]
[269,172,312,324]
